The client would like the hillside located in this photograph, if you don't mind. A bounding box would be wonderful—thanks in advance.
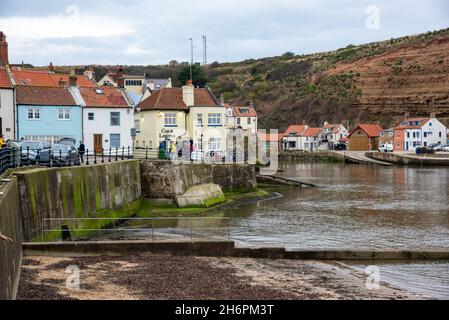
[53,28,449,131]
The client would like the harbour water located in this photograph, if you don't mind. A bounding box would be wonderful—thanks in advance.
[226,162,449,299]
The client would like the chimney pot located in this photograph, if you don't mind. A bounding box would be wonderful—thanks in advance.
[0,31,9,65]
[68,75,77,87]
[186,80,193,86]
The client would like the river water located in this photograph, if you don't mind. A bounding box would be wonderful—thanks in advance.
[225,162,449,299]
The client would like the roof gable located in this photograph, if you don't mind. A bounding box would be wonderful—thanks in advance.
[349,124,383,138]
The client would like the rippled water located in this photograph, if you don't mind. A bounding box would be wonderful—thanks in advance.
[228,162,449,249]
[225,162,449,299]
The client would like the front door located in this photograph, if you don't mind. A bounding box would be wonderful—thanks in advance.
[94,134,103,154]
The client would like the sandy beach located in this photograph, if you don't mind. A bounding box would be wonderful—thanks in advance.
[17,254,419,300]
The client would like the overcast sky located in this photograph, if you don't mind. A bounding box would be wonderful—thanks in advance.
[0,0,448,66]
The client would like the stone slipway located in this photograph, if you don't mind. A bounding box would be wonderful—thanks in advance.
[22,241,449,261]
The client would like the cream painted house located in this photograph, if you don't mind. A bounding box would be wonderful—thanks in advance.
[134,84,226,157]
[225,103,258,134]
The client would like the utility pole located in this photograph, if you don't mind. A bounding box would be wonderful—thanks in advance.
[189,38,194,82]
[202,35,207,65]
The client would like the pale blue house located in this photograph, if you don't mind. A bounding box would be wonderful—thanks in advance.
[16,86,83,145]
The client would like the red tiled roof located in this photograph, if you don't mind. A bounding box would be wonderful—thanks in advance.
[79,86,130,108]
[283,125,307,137]
[12,69,96,87]
[16,86,77,106]
[138,87,219,111]
[233,106,257,117]
[303,127,322,137]
[349,124,383,138]
[0,67,12,88]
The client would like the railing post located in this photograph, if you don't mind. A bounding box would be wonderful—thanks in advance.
[86,149,90,165]
[109,147,112,163]
[101,148,104,163]
[115,148,118,161]
[145,147,148,159]
[121,147,124,160]
[94,150,97,164]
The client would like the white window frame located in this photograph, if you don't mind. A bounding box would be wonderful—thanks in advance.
[58,108,71,120]
[134,119,141,132]
[164,113,177,127]
[88,112,95,121]
[110,112,121,126]
[208,137,221,151]
[197,113,203,127]
[27,108,41,120]
[208,113,222,126]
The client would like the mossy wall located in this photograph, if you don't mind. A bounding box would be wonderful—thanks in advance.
[0,178,23,300]
[16,160,141,241]
[140,160,256,200]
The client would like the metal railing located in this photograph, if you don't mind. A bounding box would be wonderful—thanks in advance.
[41,217,231,242]
[0,146,135,176]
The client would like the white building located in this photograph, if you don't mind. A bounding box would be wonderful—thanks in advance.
[318,122,349,149]
[0,66,15,141]
[134,83,226,158]
[281,125,308,150]
[225,103,258,134]
[79,86,134,153]
[394,117,448,152]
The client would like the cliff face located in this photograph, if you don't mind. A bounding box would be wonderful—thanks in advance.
[327,38,449,125]
[204,28,449,130]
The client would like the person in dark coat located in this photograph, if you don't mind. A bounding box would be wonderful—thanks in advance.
[78,141,86,163]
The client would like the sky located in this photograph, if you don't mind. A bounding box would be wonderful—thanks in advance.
[0,0,448,66]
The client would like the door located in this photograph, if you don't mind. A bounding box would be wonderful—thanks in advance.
[94,134,103,154]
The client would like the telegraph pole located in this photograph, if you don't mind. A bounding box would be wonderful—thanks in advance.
[189,38,194,82]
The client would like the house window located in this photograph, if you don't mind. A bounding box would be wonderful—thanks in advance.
[208,113,222,126]
[439,132,442,138]
[164,113,177,127]
[197,114,203,126]
[58,109,71,120]
[247,118,251,125]
[110,112,120,126]
[237,118,241,125]
[88,112,94,120]
[110,134,121,148]
[407,132,410,138]
[208,137,221,151]
[424,132,427,138]
[27,108,40,120]
[134,119,140,132]
[429,122,433,127]
[125,80,142,86]
[196,139,203,151]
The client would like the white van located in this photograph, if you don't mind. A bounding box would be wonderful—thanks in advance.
[378,144,394,152]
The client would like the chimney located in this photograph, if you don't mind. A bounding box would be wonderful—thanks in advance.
[148,80,155,91]
[117,66,125,88]
[0,32,9,65]
[83,66,95,80]
[68,75,77,87]
[58,77,68,87]
[182,81,194,106]
[220,93,225,106]
[249,99,254,108]
[48,62,55,73]
[324,121,329,127]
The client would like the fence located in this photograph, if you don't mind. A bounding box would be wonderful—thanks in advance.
[41,217,231,242]
[0,146,135,176]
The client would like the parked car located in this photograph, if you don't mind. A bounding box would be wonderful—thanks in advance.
[378,144,394,152]
[333,143,347,151]
[57,137,77,147]
[19,141,52,164]
[51,144,80,166]
[416,147,436,155]
[428,143,442,151]
[441,145,449,152]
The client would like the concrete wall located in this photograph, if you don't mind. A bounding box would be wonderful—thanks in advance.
[0,178,23,300]
[16,160,141,241]
[140,160,256,200]
[367,152,449,166]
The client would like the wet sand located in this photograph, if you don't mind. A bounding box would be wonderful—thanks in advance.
[17,254,419,300]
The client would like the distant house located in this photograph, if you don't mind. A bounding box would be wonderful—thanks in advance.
[16,85,83,144]
[259,132,283,152]
[348,124,383,151]
[79,86,134,153]
[394,117,448,151]
[318,122,349,149]
[303,127,322,151]
[225,103,258,134]
[0,66,15,141]
[281,125,308,150]
[98,68,171,96]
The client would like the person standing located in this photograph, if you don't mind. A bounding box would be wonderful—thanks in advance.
[0,134,5,148]
[78,141,86,163]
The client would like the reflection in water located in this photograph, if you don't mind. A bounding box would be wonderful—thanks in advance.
[227,162,449,249]
[225,162,449,299]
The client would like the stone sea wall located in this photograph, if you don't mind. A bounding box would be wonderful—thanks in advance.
[0,178,23,300]
[140,160,257,201]
[16,160,141,241]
